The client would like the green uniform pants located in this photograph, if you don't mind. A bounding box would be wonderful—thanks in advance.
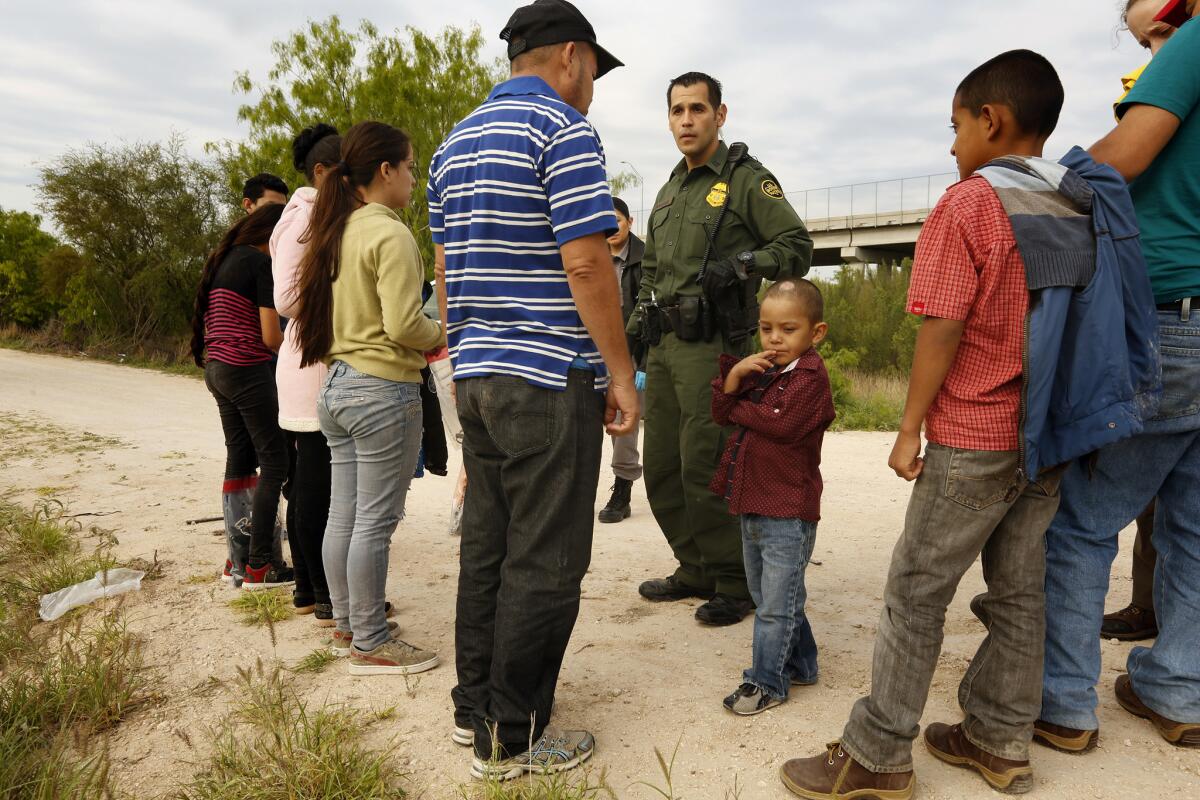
[643,331,750,600]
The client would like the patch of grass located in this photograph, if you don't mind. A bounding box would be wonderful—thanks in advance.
[0,498,150,799]
[0,412,127,465]
[464,771,615,800]
[0,500,119,659]
[175,661,408,800]
[290,647,337,675]
[229,589,291,646]
[826,359,905,432]
[184,573,215,585]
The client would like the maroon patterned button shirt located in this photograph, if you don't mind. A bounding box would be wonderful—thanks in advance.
[709,348,836,521]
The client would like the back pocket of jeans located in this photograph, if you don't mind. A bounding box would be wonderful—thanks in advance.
[481,379,554,459]
[1154,343,1200,421]
[944,453,1016,511]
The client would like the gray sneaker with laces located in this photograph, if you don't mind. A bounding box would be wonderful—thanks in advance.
[723,682,785,716]
[470,727,595,781]
[348,638,438,676]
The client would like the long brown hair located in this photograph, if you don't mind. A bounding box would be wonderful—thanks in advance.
[190,202,285,367]
[293,121,412,367]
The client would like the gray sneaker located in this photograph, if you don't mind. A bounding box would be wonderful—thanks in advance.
[348,638,439,676]
[723,682,785,716]
[470,728,595,781]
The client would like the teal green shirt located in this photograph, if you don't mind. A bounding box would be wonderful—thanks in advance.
[1118,18,1200,303]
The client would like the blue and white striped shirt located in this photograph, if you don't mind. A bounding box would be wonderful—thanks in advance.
[428,76,617,391]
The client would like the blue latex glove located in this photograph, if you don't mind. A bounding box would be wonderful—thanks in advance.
[635,371,646,391]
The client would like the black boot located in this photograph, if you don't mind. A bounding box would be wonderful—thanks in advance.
[598,477,633,523]
[695,593,754,626]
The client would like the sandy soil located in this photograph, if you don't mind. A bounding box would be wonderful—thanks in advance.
[0,347,1196,799]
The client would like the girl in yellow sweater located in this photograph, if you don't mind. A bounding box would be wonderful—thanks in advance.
[293,121,444,675]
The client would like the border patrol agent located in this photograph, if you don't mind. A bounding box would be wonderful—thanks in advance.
[629,72,813,626]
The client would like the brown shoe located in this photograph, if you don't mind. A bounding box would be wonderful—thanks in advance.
[1115,674,1200,747]
[779,742,914,800]
[923,722,1033,794]
[1101,604,1157,641]
[1032,719,1098,754]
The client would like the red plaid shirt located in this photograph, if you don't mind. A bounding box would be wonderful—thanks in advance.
[907,176,1027,451]
[709,349,836,520]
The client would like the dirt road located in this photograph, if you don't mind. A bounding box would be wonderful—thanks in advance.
[1,348,1195,798]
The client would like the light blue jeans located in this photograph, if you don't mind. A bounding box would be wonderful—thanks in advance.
[1043,309,1200,729]
[741,514,819,699]
[318,362,422,651]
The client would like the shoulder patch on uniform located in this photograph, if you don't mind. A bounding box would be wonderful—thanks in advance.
[706,181,728,208]
[761,179,784,199]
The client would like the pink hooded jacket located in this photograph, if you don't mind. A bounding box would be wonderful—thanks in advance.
[270,187,326,432]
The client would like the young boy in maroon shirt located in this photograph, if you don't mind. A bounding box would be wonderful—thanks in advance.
[710,279,836,716]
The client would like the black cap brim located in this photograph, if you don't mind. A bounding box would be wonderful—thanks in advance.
[590,41,623,79]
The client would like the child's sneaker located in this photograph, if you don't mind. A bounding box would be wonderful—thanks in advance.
[723,682,785,716]
[470,728,595,781]
[348,638,439,676]
[329,621,400,657]
[241,563,295,590]
[452,724,474,747]
[220,559,243,586]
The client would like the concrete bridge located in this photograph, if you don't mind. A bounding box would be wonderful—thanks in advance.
[789,172,958,266]
[627,171,959,267]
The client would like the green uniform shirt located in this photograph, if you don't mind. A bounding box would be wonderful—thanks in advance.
[1117,17,1200,304]
[634,141,813,308]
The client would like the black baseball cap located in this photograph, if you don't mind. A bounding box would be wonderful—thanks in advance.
[500,0,623,79]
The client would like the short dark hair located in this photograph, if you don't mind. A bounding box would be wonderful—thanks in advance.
[242,172,289,202]
[955,49,1063,138]
[764,279,824,324]
[667,71,722,109]
[612,197,630,220]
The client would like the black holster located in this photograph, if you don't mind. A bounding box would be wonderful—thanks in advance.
[711,282,760,345]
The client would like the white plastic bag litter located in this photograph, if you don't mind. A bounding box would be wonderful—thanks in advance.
[38,568,145,622]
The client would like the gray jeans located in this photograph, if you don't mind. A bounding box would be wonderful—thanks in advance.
[610,390,644,481]
[842,443,1065,771]
[318,362,422,651]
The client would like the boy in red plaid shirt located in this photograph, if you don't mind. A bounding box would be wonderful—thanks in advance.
[780,50,1070,799]
[710,279,835,716]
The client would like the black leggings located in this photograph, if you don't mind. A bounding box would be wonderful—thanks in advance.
[284,430,332,603]
[204,360,288,567]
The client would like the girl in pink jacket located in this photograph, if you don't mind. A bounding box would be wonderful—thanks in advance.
[270,124,341,624]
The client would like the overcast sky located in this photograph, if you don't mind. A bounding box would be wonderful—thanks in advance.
[2,0,1153,225]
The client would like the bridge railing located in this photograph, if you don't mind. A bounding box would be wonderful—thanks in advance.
[788,172,959,231]
[624,172,959,236]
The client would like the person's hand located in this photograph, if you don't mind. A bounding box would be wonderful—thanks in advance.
[889,430,924,480]
[605,373,640,436]
[723,351,776,394]
[635,371,646,391]
[700,256,741,298]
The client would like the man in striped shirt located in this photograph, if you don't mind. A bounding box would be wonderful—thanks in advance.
[428,0,637,781]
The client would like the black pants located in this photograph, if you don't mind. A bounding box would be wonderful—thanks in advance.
[284,430,332,604]
[420,367,448,474]
[452,370,604,758]
[204,360,288,567]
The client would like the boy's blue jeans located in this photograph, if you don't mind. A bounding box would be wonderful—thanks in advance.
[1042,309,1200,730]
[741,514,818,700]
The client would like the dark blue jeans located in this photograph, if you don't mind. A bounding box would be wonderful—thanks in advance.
[741,514,818,699]
[452,370,604,759]
[1042,309,1200,729]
